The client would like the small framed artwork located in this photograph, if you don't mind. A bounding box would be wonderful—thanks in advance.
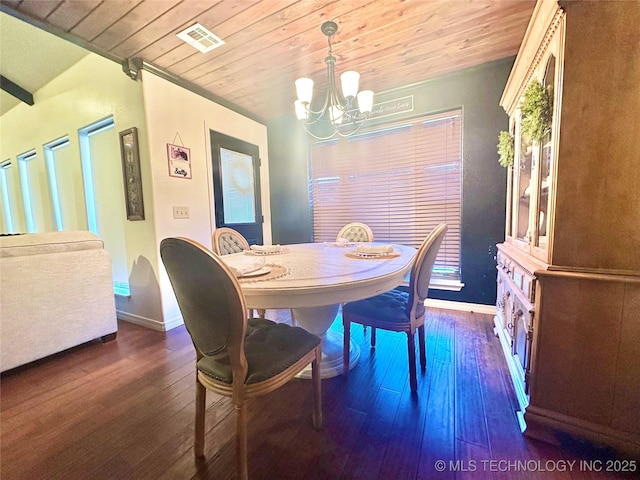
[119,127,145,221]
[167,144,192,179]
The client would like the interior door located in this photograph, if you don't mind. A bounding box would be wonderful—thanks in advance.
[210,131,263,245]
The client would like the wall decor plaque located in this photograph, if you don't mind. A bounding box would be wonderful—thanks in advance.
[119,127,145,221]
[167,143,192,179]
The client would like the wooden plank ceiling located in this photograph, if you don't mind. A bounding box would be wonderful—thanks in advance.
[3,0,536,123]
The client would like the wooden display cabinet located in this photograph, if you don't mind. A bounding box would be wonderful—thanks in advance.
[495,0,640,456]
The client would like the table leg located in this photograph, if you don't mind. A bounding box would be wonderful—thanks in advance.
[292,304,360,379]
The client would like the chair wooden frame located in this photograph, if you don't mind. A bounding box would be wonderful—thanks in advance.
[161,238,322,480]
[336,222,374,242]
[342,224,448,392]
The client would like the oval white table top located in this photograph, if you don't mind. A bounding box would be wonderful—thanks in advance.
[227,242,417,309]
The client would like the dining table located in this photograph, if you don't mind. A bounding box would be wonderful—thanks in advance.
[222,242,417,379]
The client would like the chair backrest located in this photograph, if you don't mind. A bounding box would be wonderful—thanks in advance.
[336,222,374,242]
[160,238,247,374]
[406,224,448,320]
[212,227,250,255]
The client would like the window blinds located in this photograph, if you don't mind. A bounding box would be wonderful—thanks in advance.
[309,110,462,280]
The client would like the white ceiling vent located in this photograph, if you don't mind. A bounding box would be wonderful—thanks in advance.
[176,23,224,53]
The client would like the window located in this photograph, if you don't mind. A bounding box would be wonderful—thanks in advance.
[309,109,462,285]
[79,117,130,296]
[0,160,15,233]
[43,136,70,231]
[78,117,114,233]
[17,150,38,233]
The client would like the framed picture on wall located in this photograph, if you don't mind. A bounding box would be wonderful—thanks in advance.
[167,144,192,179]
[119,127,145,221]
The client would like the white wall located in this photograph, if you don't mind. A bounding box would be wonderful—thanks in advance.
[0,53,270,331]
[0,53,160,324]
[139,72,271,328]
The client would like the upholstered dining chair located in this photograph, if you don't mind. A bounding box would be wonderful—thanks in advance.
[160,238,323,480]
[342,223,448,393]
[212,227,266,318]
[336,222,374,243]
[212,227,250,255]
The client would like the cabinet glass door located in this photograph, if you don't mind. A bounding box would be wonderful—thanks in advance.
[535,55,556,250]
[516,129,533,242]
[536,134,552,248]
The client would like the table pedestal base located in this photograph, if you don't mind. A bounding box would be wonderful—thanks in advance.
[292,305,360,379]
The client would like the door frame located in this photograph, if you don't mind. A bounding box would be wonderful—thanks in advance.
[209,130,264,246]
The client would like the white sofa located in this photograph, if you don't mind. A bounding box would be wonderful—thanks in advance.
[0,231,118,372]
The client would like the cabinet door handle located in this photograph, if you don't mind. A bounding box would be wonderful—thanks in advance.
[507,323,514,330]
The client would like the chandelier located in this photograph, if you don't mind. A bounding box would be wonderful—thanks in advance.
[294,21,374,140]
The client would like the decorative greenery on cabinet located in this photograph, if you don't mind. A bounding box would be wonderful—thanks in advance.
[520,80,552,142]
[497,130,515,168]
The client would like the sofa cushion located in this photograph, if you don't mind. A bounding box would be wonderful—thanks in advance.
[0,231,104,257]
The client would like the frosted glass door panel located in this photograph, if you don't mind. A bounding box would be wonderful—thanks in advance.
[220,147,256,224]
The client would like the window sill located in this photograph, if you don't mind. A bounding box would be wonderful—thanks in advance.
[114,282,131,298]
[430,279,464,292]
[400,279,464,292]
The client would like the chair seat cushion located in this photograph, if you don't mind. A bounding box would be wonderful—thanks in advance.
[343,288,424,324]
[197,318,320,385]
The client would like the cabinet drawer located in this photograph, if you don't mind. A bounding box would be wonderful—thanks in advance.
[497,252,536,303]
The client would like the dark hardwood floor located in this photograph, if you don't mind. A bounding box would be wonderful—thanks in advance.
[1,308,636,480]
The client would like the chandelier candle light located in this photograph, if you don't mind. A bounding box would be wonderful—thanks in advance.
[294,21,374,140]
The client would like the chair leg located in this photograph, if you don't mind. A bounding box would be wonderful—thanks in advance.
[194,378,206,458]
[407,332,417,393]
[235,401,249,480]
[371,327,377,348]
[343,318,351,376]
[312,346,323,429]
[418,324,426,370]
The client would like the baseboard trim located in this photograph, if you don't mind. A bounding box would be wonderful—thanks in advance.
[525,406,640,459]
[116,310,184,332]
[118,302,493,330]
[424,299,496,315]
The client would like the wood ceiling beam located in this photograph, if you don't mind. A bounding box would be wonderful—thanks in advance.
[0,76,34,106]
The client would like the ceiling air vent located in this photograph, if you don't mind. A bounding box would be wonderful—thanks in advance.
[177,23,224,53]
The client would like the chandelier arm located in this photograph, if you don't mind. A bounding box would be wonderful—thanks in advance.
[301,109,369,140]
[309,80,333,117]
[301,122,343,141]
[334,117,367,138]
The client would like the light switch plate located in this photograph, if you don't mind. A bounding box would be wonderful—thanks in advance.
[173,206,190,219]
